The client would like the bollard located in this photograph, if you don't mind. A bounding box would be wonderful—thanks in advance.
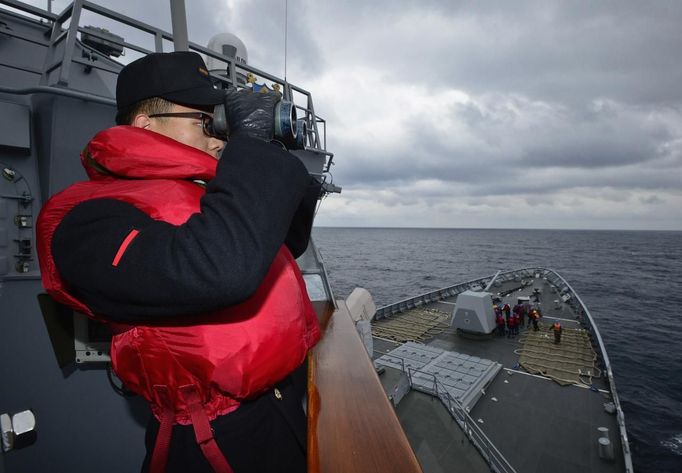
[598,437,614,461]
[597,426,610,442]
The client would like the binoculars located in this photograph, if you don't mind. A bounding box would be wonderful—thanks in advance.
[210,90,307,149]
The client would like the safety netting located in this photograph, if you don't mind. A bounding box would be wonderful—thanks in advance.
[517,323,601,386]
[372,308,451,343]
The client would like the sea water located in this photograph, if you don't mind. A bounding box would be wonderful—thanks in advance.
[313,227,682,473]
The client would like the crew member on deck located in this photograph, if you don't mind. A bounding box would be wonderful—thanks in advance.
[507,316,514,338]
[550,322,563,344]
[496,309,505,337]
[524,302,532,327]
[530,310,540,331]
[514,302,525,329]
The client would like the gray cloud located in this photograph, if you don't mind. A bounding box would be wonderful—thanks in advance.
[194,0,325,79]
[640,195,665,205]
[332,93,681,193]
[323,1,682,105]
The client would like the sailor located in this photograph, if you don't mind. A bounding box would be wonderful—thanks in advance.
[503,303,511,322]
[496,310,506,337]
[550,322,563,344]
[37,52,321,473]
[524,302,532,327]
[513,302,524,330]
[530,310,540,331]
[507,316,515,338]
[512,311,520,336]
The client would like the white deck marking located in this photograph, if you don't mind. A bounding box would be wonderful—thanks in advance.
[542,315,580,323]
[502,368,609,393]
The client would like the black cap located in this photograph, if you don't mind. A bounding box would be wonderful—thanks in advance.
[116,51,225,111]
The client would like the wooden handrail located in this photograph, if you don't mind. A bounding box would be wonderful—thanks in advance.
[307,300,423,473]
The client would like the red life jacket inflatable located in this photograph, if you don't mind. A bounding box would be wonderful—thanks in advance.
[37,126,320,472]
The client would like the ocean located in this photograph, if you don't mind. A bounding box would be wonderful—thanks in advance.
[312,227,682,473]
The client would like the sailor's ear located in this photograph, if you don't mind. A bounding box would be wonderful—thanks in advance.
[131,113,152,129]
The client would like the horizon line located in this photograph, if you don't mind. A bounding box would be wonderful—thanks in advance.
[312,225,682,232]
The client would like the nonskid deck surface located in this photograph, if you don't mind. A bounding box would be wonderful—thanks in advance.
[373,276,624,473]
[471,369,625,473]
[395,390,491,473]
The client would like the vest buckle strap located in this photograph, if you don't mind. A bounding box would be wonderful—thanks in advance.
[149,385,174,473]
[179,384,235,473]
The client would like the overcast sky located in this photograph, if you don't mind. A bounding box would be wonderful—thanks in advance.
[35,1,682,229]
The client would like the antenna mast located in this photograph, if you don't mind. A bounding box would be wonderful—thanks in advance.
[284,0,288,82]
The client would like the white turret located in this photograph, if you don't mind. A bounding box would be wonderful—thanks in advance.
[451,290,496,335]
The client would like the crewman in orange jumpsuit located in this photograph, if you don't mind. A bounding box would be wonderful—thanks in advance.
[549,322,562,344]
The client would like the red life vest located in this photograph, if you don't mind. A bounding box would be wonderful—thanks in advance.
[37,127,320,471]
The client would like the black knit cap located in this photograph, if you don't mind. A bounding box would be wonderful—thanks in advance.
[116,51,225,110]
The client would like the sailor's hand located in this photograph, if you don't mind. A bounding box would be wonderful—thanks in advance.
[225,87,281,142]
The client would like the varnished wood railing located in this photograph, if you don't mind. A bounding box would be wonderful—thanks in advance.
[307,300,423,473]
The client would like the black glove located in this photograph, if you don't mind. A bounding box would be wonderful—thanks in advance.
[225,87,281,141]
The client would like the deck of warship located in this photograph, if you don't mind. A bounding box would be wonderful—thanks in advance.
[372,273,627,473]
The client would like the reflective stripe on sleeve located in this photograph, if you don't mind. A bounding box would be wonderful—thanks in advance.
[112,229,140,267]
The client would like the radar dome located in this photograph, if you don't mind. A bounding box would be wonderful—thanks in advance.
[206,33,248,71]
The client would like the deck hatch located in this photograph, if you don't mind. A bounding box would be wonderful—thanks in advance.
[0,101,30,152]
[376,341,502,412]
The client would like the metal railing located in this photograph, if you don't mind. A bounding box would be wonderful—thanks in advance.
[374,349,516,473]
[0,0,332,163]
[375,267,556,320]
[374,275,495,320]
[542,269,634,473]
[406,368,517,473]
[374,267,543,320]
